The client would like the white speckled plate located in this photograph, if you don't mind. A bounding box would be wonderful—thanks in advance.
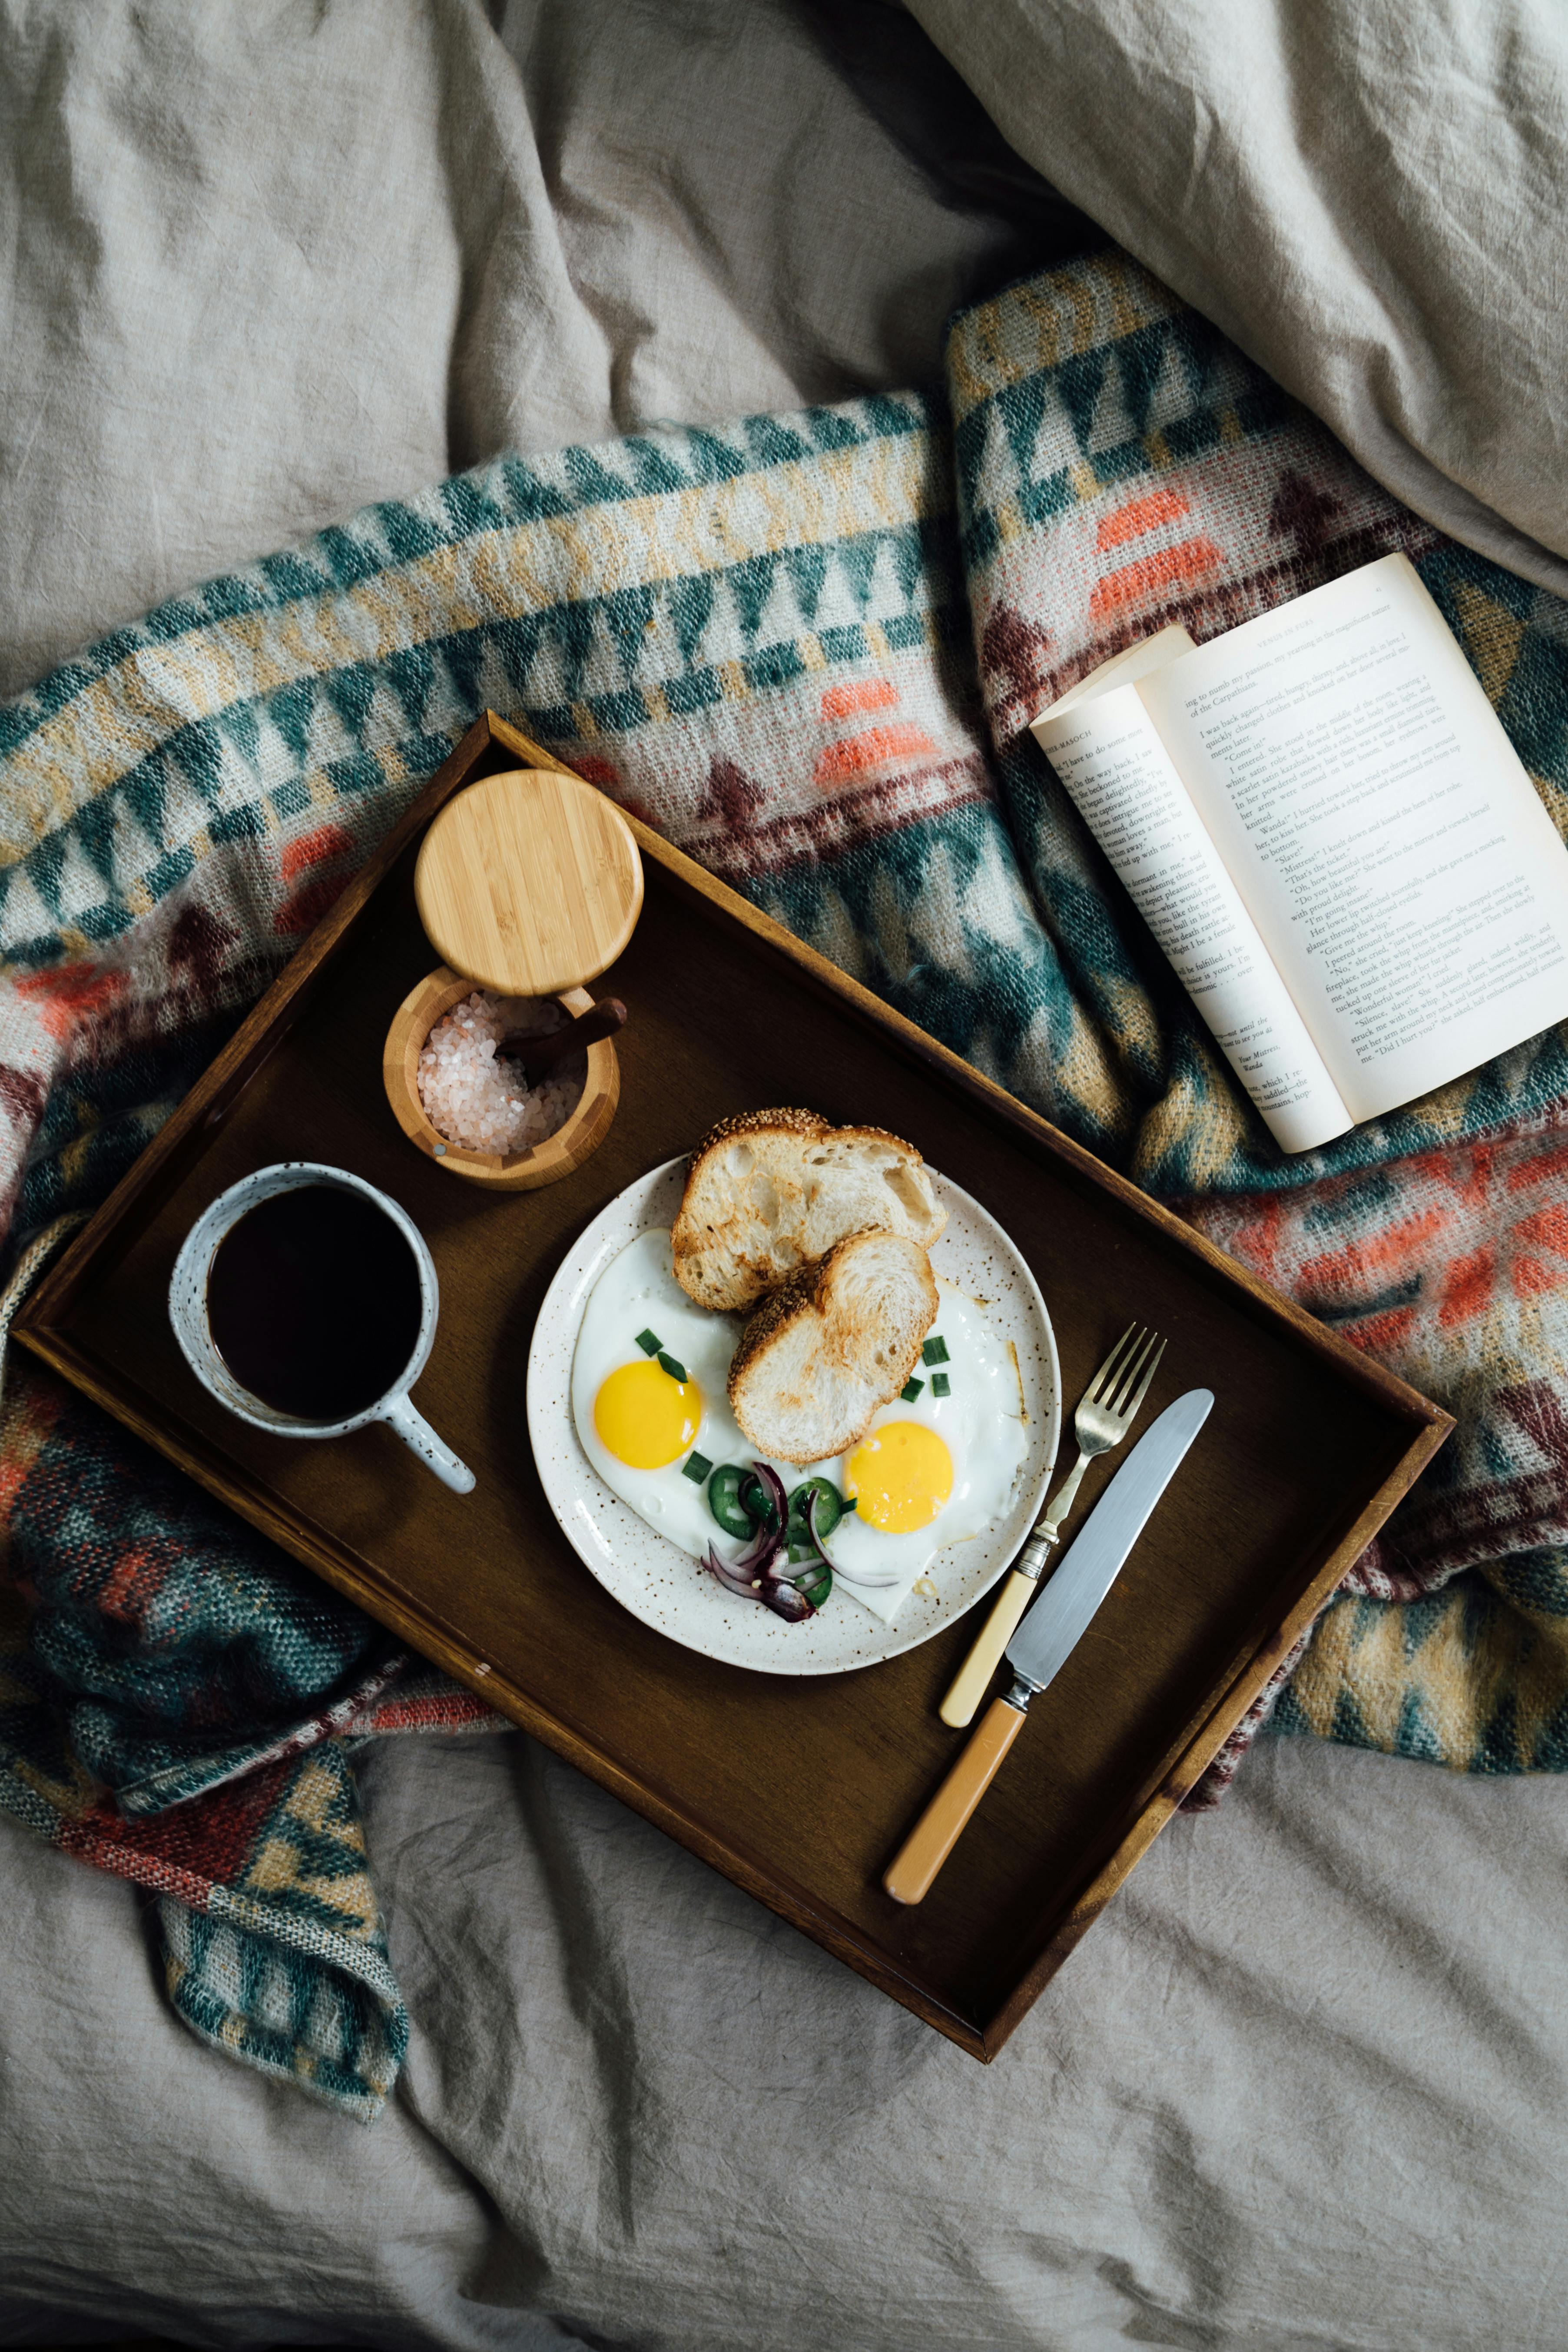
[526,1158,1060,1676]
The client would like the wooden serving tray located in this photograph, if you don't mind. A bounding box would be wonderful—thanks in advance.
[16,714,1451,2059]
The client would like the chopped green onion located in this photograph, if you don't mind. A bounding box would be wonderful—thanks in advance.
[930,1371,951,1398]
[900,1376,925,1402]
[921,1335,949,1366]
[635,1327,662,1355]
[658,1352,689,1383]
[683,1450,713,1483]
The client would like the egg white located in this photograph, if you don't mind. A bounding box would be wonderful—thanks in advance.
[569,1227,1028,1624]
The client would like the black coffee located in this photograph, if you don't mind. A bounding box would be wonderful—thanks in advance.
[207,1184,425,1422]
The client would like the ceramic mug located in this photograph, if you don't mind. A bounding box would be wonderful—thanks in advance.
[169,1160,475,1494]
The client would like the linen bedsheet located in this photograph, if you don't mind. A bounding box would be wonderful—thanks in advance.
[4,3,1567,2347]
[915,0,1568,597]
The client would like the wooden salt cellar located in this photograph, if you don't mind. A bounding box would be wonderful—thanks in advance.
[382,767,642,1189]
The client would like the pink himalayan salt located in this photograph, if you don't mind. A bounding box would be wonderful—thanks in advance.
[417,990,584,1155]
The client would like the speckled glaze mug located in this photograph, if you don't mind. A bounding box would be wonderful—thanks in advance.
[169,1160,476,1495]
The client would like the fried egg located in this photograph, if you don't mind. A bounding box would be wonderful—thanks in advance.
[570,1227,1028,1624]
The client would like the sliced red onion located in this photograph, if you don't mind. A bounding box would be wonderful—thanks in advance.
[747,1460,789,1533]
[757,1575,815,1623]
[704,1466,869,1625]
[707,1470,786,1585]
[732,1512,785,1578]
[703,1541,819,1621]
[803,1488,902,1589]
[703,1543,761,1600]
[802,1487,835,1571]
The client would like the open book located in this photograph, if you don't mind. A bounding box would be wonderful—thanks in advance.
[1030,554,1568,1152]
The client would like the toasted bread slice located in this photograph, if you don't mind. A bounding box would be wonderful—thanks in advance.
[726,1230,939,1465]
[672,1108,946,1312]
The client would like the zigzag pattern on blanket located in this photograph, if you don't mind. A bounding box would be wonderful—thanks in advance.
[0,387,1089,1245]
[0,393,971,949]
[1191,1119,1568,1775]
[0,1363,497,2120]
[948,252,1568,1788]
[950,249,1568,1196]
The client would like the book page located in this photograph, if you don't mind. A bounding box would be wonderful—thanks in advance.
[1044,623,1199,717]
[1031,685,1353,1152]
[1139,555,1568,1122]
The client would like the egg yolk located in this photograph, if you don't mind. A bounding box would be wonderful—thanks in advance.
[844,1420,954,1533]
[593,1358,703,1469]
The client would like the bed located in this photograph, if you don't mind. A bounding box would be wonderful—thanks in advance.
[4,4,1566,2345]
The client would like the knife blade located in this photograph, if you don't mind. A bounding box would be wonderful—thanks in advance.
[882,1385,1212,1906]
[1004,1385,1213,1697]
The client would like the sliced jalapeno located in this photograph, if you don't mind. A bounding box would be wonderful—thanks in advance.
[707,1464,756,1540]
[739,1472,773,1525]
[786,1477,843,1540]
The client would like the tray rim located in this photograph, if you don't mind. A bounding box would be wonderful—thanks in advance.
[13,710,1455,2060]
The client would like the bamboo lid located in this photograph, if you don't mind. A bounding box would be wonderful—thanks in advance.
[414,768,643,995]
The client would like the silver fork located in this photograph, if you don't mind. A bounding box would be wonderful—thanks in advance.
[938,1323,1166,1727]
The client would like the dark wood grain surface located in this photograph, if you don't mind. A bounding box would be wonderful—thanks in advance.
[17,716,1450,2056]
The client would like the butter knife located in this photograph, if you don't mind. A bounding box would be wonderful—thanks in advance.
[883,1386,1213,1905]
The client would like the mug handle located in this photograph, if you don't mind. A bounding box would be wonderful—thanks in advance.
[380,1392,476,1494]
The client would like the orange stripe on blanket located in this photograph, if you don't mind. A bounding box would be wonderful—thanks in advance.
[819,678,900,722]
[279,823,355,883]
[98,1541,162,1626]
[814,723,938,786]
[10,961,127,1039]
[1512,1254,1568,1297]
[1297,1206,1452,1297]
[1096,488,1191,550]
[1089,537,1225,620]
[1341,1303,1420,1358]
[1507,1136,1568,1190]
[1512,1204,1568,1258]
[1439,1244,1495,1327]
[0,1371,68,1533]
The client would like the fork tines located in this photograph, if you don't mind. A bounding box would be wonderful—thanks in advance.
[1092,1323,1167,1423]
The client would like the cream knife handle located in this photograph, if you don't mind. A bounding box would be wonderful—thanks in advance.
[883,1695,1029,1905]
[938,1450,1089,1728]
[938,1567,1038,1727]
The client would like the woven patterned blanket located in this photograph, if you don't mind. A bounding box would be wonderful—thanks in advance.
[3,250,1566,2118]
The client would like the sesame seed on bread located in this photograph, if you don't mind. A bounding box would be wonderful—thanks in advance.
[726,1229,940,1464]
[671,1108,946,1313]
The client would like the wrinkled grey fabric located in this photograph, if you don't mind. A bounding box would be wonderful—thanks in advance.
[0,0,1032,698]
[6,1729,1568,2349]
[910,0,1568,596]
[3,1,1566,2344]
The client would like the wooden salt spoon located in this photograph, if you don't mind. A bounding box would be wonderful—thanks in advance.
[498,997,627,1087]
